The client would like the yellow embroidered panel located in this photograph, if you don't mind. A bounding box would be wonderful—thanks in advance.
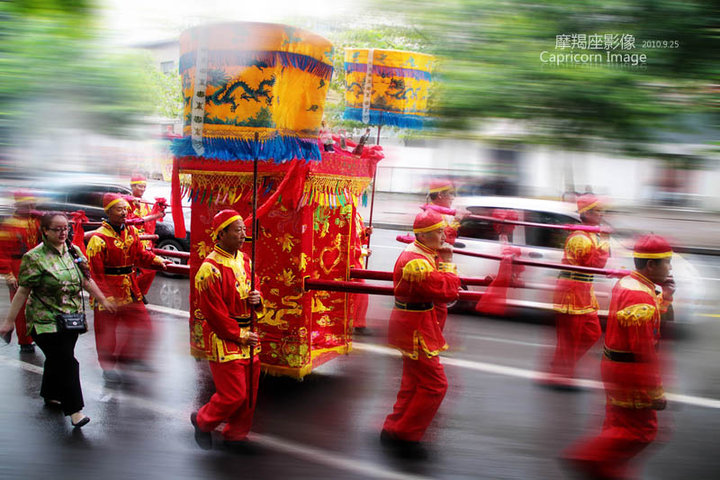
[402,258,435,283]
[86,235,106,259]
[616,303,656,327]
[565,234,593,264]
[194,261,221,293]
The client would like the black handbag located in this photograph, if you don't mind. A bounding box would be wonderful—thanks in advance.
[56,313,88,333]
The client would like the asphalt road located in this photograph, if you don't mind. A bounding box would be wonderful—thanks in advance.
[1,229,719,479]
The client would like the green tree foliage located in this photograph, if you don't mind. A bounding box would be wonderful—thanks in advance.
[0,1,159,149]
[371,0,718,153]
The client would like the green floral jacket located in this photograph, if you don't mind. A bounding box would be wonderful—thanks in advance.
[18,242,85,334]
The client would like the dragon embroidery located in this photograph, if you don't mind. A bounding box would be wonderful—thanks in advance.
[206,77,276,111]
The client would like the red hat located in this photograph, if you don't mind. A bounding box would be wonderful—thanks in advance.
[428,179,454,194]
[103,193,129,212]
[13,189,36,204]
[130,173,147,185]
[212,209,243,240]
[634,234,673,259]
[413,209,446,234]
[577,194,601,214]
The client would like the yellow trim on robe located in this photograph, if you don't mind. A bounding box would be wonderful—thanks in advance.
[437,262,457,275]
[616,303,657,327]
[401,258,434,283]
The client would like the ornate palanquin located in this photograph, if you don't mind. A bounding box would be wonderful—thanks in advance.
[178,148,381,378]
[343,48,435,129]
[171,22,383,378]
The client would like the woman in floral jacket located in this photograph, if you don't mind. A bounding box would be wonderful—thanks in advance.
[1,212,115,428]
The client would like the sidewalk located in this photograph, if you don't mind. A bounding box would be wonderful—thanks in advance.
[358,192,720,255]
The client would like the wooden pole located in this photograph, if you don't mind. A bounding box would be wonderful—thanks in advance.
[364,124,382,268]
[248,132,259,408]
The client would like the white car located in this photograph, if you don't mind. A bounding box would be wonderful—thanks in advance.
[451,196,704,326]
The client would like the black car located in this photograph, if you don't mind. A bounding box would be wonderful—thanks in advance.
[33,178,190,266]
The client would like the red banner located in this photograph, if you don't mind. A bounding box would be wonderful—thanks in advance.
[182,148,380,377]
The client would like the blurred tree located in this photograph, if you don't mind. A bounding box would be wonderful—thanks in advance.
[372,0,718,154]
[0,0,158,150]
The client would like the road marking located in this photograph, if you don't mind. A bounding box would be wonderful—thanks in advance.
[147,304,189,317]
[147,304,720,410]
[699,313,720,318]
[0,354,431,480]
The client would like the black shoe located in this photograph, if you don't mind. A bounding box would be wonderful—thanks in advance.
[126,360,155,373]
[380,430,428,460]
[19,344,35,353]
[191,412,212,450]
[380,429,399,446]
[223,439,261,455]
[71,416,90,428]
[102,370,122,386]
[397,442,429,460]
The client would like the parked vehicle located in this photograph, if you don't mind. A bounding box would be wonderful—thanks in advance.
[31,177,190,271]
[452,196,705,326]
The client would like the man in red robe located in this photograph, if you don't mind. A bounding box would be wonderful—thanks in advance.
[425,179,460,246]
[0,190,40,352]
[351,211,372,336]
[126,173,164,296]
[190,209,263,452]
[542,194,610,387]
[381,209,461,458]
[563,234,673,479]
[86,193,166,384]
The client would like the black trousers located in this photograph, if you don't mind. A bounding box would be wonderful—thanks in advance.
[32,331,84,416]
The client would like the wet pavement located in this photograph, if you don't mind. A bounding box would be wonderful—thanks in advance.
[2,238,720,479]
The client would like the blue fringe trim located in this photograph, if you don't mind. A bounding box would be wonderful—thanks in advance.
[180,50,334,79]
[344,63,432,82]
[343,108,428,130]
[170,136,321,162]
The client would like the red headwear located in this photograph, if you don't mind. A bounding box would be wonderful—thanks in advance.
[633,234,673,259]
[577,194,601,214]
[212,209,243,240]
[428,179,454,194]
[103,193,129,212]
[130,173,147,185]
[413,209,446,234]
[13,189,36,204]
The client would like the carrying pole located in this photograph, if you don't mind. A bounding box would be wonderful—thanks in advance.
[248,133,259,408]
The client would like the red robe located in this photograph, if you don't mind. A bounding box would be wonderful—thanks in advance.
[87,222,158,305]
[566,271,667,479]
[548,230,610,379]
[193,245,262,362]
[383,241,460,442]
[86,222,159,370]
[193,245,262,441]
[128,198,157,296]
[0,214,40,345]
[388,241,460,358]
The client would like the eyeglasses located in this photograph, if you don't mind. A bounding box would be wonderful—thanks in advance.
[46,227,69,233]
